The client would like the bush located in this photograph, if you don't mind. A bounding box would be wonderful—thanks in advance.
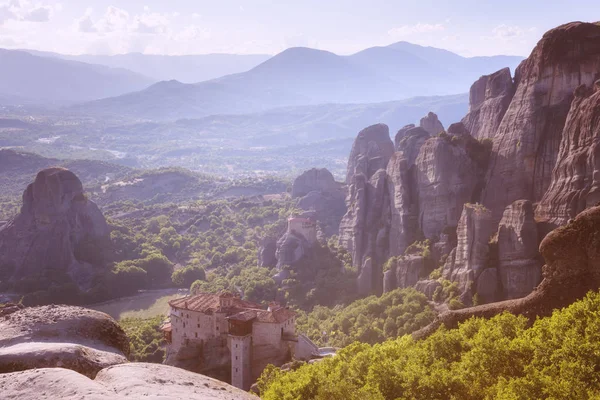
[172,265,206,287]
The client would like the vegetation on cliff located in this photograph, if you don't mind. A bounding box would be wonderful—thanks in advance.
[260,290,600,400]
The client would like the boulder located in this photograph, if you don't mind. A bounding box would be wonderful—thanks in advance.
[482,22,600,222]
[0,305,128,378]
[0,168,110,291]
[461,67,515,139]
[536,83,600,227]
[0,364,257,400]
[443,204,495,299]
[419,111,445,136]
[497,200,541,299]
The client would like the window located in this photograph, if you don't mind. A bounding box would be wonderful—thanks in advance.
[236,368,238,373]
[216,326,219,331]
[236,356,238,360]
[195,332,198,338]
[183,322,186,328]
[197,324,200,328]
[236,344,238,348]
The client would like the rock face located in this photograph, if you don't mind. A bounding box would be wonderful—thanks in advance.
[443,204,495,302]
[387,126,430,256]
[416,134,480,239]
[257,237,278,268]
[536,83,600,227]
[461,67,515,139]
[0,168,110,291]
[344,123,395,185]
[497,200,542,299]
[339,124,394,295]
[0,305,128,377]
[419,112,444,136]
[292,168,346,237]
[483,22,600,222]
[415,204,600,340]
[394,124,416,149]
[275,231,309,268]
[0,364,257,400]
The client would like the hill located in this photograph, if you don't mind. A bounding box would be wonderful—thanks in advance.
[25,50,271,83]
[71,44,521,120]
[0,49,155,104]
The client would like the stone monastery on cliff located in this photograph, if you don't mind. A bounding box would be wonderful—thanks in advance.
[166,291,300,390]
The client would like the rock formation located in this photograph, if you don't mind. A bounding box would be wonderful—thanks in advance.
[387,126,430,256]
[536,82,600,227]
[461,67,515,140]
[415,204,600,339]
[275,230,310,268]
[394,124,417,149]
[257,237,278,268]
[0,168,111,292]
[339,124,394,294]
[0,364,256,400]
[292,168,346,237]
[482,22,600,222]
[419,112,444,136]
[0,305,128,377]
[442,204,495,302]
[416,133,480,239]
[497,200,542,299]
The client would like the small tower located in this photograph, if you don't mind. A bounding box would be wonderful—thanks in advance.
[230,333,252,390]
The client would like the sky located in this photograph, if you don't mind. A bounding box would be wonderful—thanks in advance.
[0,0,599,57]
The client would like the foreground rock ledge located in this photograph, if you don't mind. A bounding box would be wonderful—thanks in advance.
[0,363,257,400]
[0,305,129,377]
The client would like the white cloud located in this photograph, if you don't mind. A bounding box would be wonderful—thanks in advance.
[492,24,525,39]
[77,6,169,35]
[0,0,53,24]
[388,23,445,38]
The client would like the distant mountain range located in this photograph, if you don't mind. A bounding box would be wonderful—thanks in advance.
[0,49,155,105]
[24,50,271,84]
[0,42,523,115]
[71,43,522,120]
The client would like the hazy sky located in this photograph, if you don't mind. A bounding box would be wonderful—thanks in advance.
[1,0,598,57]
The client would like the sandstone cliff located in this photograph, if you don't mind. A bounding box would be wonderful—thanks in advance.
[536,81,600,227]
[0,168,111,292]
[461,67,515,140]
[482,22,600,221]
[339,124,393,295]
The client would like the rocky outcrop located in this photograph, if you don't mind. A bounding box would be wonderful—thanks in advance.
[0,364,257,400]
[443,204,495,302]
[483,22,600,221]
[387,127,430,256]
[419,112,444,136]
[461,67,515,139]
[275,231,310,268]
[0,168,110,291]
[497,200,541,299]
[414,279,442,300]
[293,168,346,237]
[258,237,278,268]
[340,124,394,295]
[536,82,600,227]
[394,124,416,149]
[0,305,128,377]
[345,123,395,184]
[416,134,481,239]
[292,168,338,198]
[415,204,600,340]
